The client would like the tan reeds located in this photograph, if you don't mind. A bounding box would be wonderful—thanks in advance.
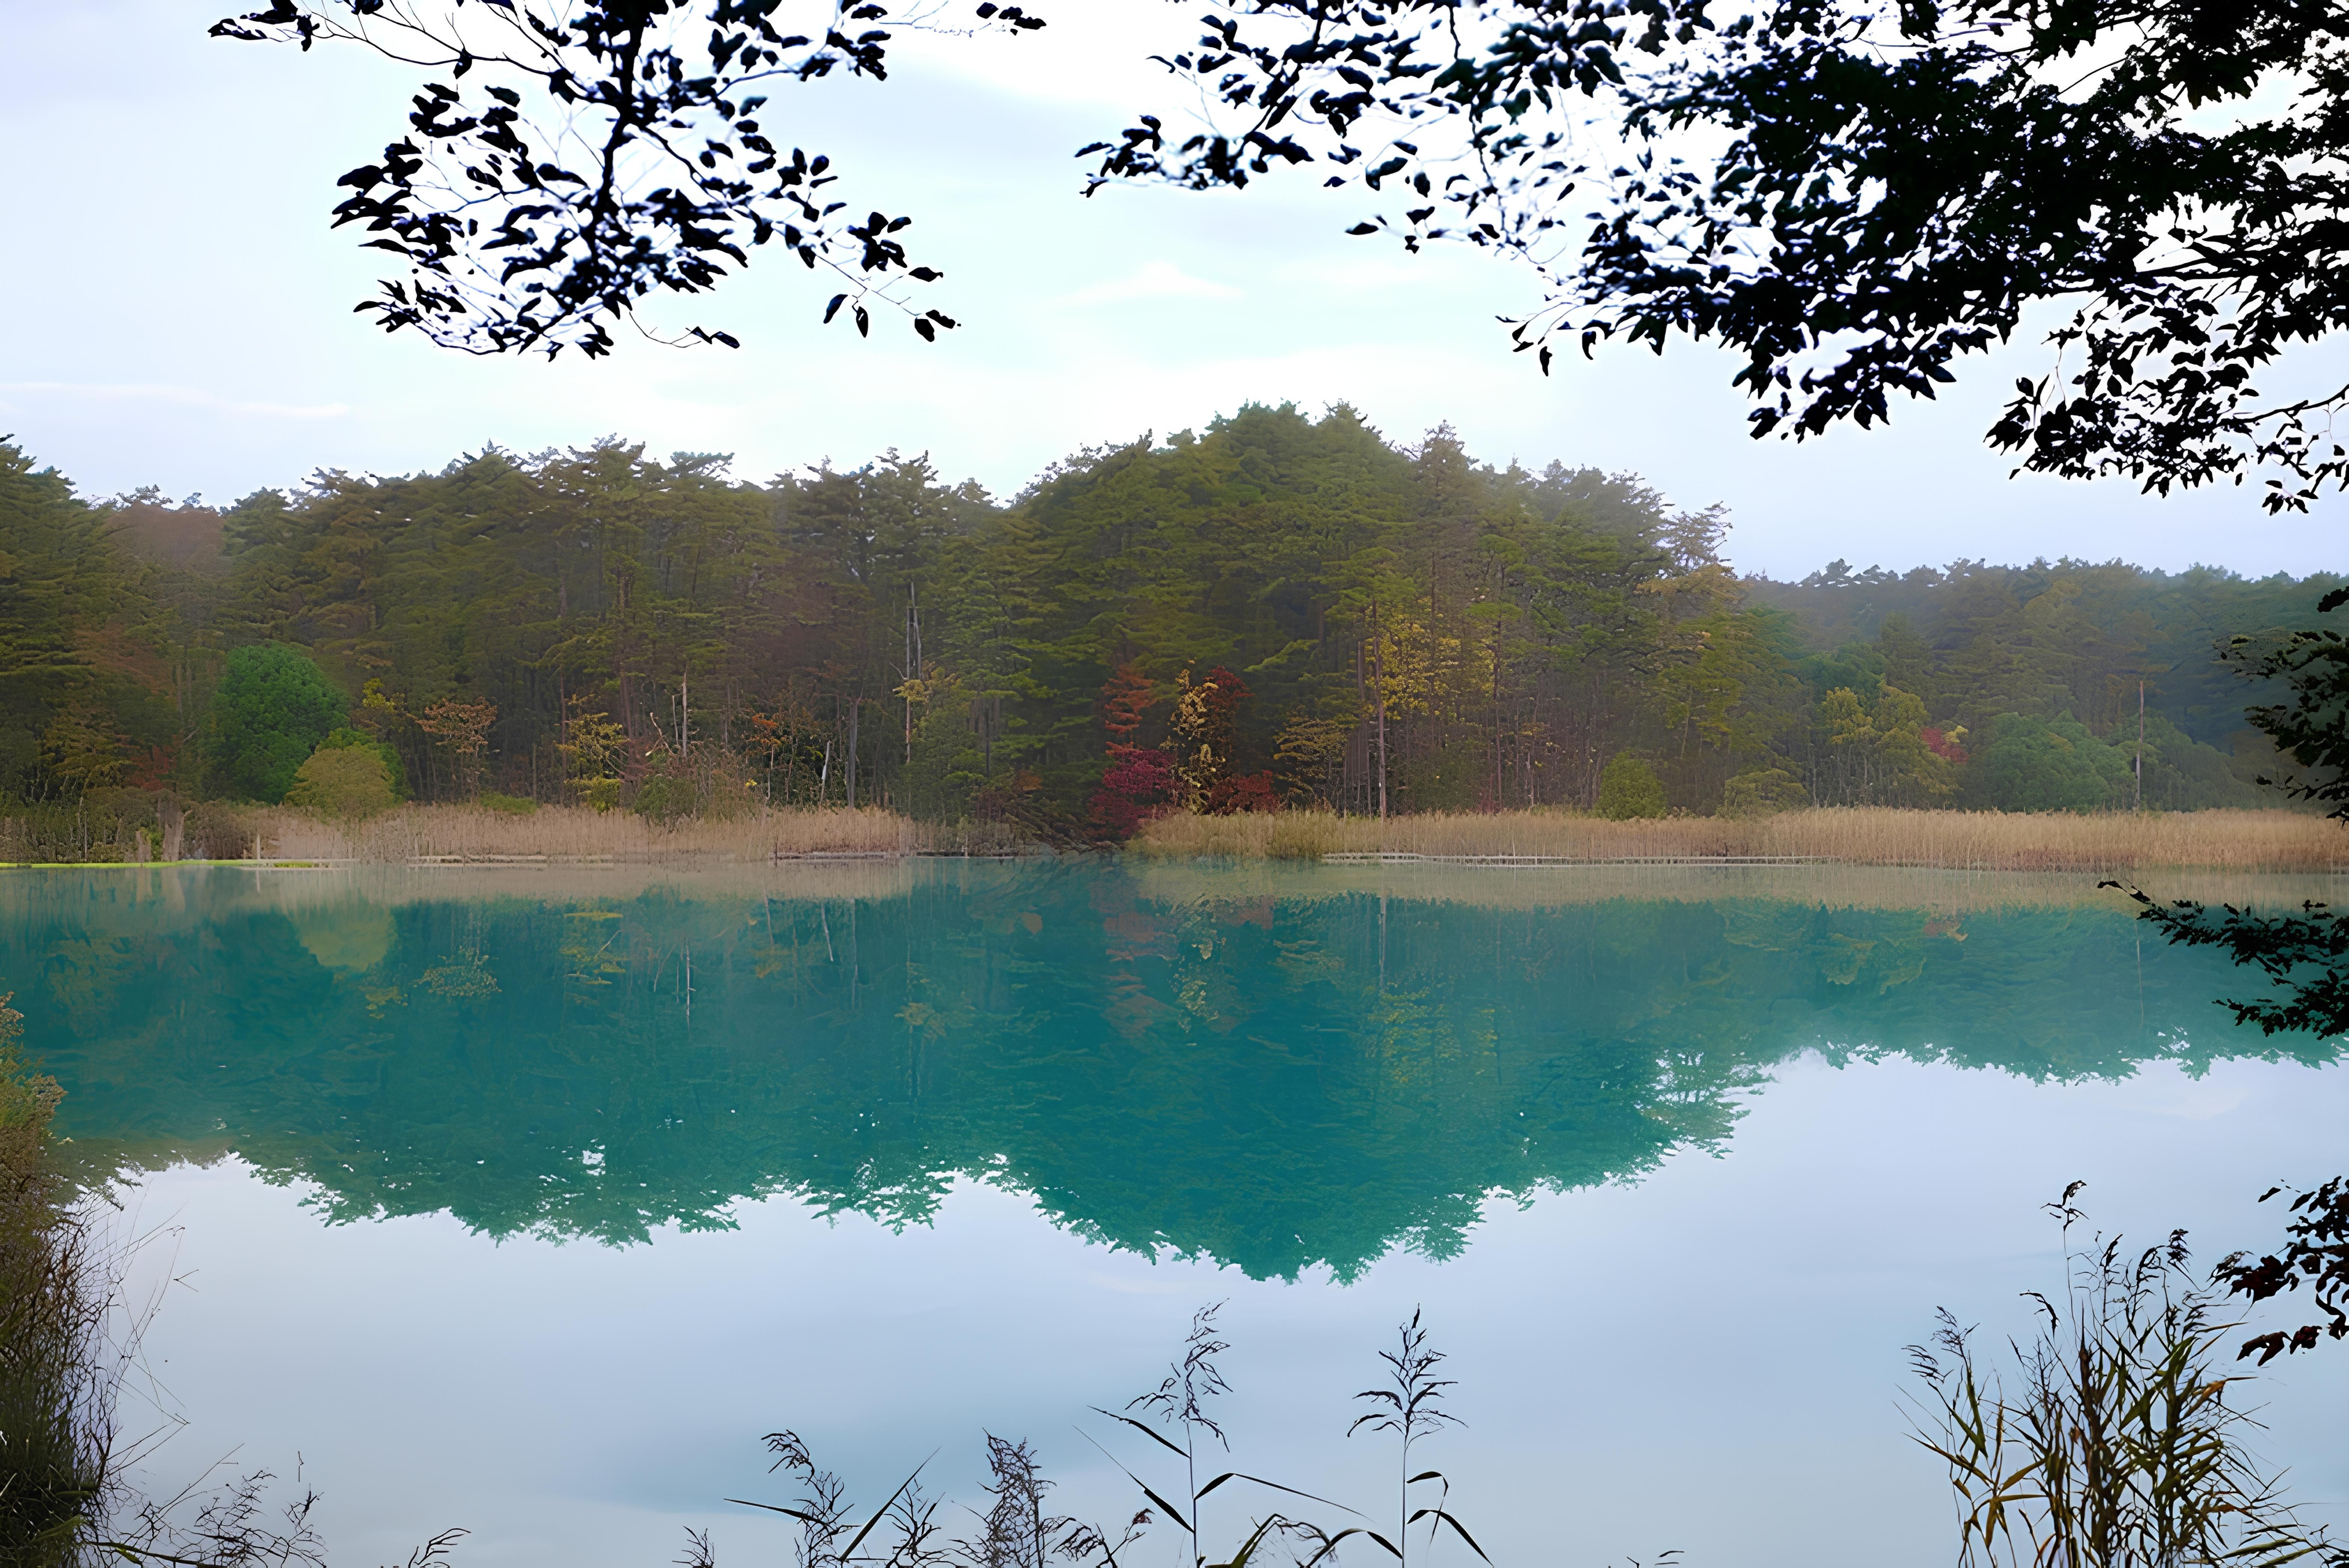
[1130,807,2349,872]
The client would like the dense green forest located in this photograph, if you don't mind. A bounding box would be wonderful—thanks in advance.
[2,406,2337,835]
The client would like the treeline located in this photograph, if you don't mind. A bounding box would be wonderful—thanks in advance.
[0,406,2337,836]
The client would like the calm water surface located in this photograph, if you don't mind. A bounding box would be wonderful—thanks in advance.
[7,861,2346,1568]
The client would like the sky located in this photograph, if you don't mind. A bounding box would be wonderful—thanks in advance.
[3,0,2341,583]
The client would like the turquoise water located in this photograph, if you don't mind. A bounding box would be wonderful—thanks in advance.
[7,862,2347,1568]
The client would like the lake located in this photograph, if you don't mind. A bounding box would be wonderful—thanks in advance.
[8,861,2346,1568]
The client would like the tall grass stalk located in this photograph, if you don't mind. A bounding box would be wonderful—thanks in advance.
[1348,1312,1479,1568]
[1120,1303,1235,1568]
[1132,808,2348,872]
[723,1310,1480,1568]
[1908,1185,2341,1568]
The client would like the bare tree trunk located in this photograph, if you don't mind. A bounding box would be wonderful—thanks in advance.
[2135,680,2145,809]
[1491,630,1502,808]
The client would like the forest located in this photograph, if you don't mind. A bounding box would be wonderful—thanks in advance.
[1,403,2339,841]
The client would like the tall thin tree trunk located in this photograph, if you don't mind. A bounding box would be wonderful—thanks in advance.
[1491,629,1502,808]
[2135,679,2145,809]
[1374,603,1389,822]
[905,588,919,766]
[846,698,860,809]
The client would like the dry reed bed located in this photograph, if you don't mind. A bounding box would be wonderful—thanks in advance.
[1132,807,2349,872]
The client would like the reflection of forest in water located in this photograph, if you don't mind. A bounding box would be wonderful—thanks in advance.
[6,864,2340,1279]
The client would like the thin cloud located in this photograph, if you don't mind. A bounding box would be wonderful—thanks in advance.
[0,382,350,420]
[1063,261,1243,306]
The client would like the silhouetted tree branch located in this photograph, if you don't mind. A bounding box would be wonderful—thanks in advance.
[1087,0,2349,511]
[211,0,1042,356]
[2216,1178,2349,1364]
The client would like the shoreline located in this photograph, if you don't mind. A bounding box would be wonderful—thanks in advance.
[1132,805,2349,873]
[2,803,2342,875]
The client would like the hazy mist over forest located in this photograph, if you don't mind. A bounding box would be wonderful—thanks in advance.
[3,406,2335,835]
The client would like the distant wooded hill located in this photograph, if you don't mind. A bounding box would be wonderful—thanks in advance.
[0,406,2335,826]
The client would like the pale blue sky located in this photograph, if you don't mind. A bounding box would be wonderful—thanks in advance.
[3,0,2338,582]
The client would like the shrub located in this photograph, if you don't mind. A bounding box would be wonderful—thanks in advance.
[0,791,170,864]
[582,777,622,813]
[284,747,395,819]
[1595,754,1667,820]
[182,802,263,859]
[478,791,538,816]
[206,644,346,803]
[972,769,1049,837]
[317,727,407,799]
[632,772,694,824]
[1722,767,1811,817]
[1204,771,1280,815]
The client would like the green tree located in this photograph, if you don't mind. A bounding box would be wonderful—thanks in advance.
[1595,754,1666,820]
[1963,715,2130,815]
[1821,685,1954,808]
[206,644,346,803]
[0,443,162,802]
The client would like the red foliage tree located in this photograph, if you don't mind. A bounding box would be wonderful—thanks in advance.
[1087,663,1178,842]
[1099,662,1155,742]
[1087,746,1176,841]
[1204,772,1280,814]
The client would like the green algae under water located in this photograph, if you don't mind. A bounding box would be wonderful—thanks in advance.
[7,860,2339,1280]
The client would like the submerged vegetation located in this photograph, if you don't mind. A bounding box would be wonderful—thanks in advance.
[1131,807,2347,871]
[0,801,951,867]
[11,864,2341,1271]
